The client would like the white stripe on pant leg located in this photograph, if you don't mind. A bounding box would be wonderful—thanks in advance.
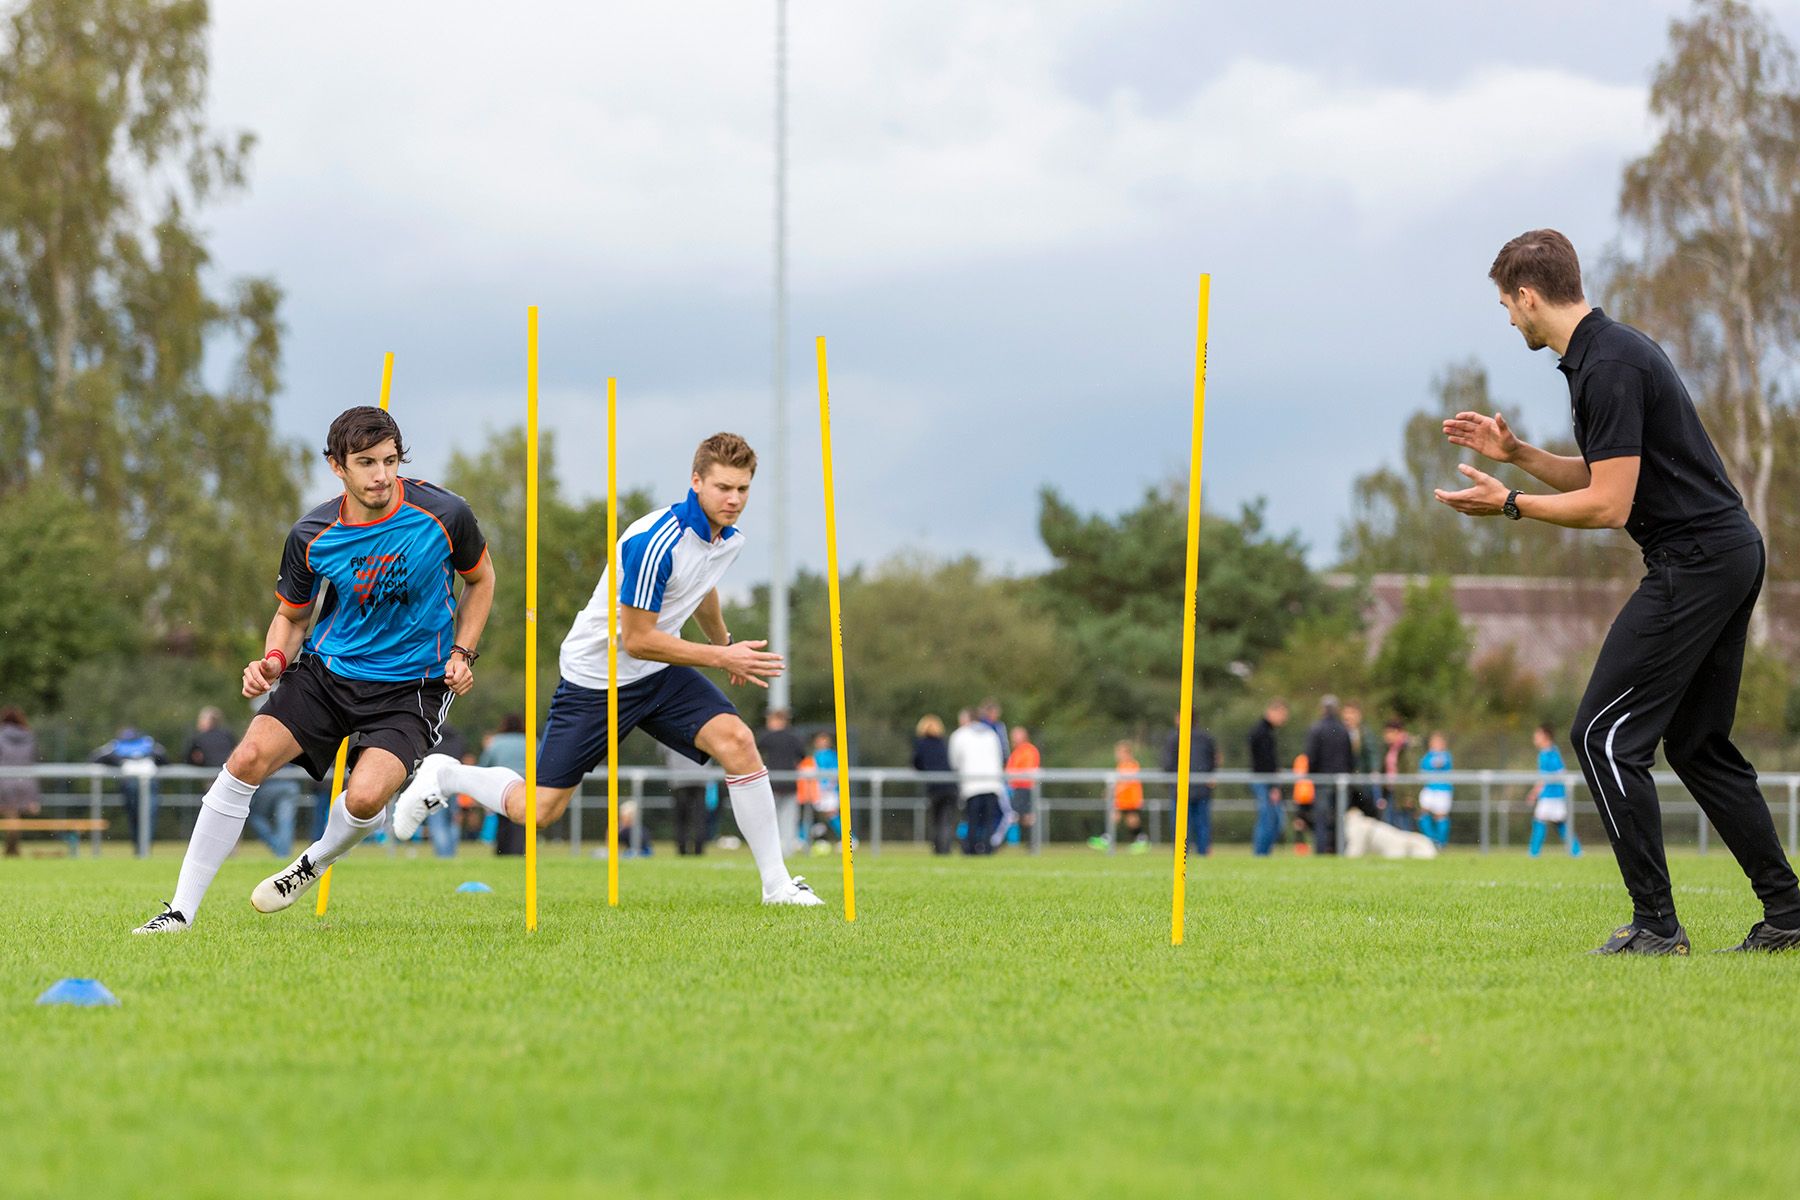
[1605,711,1633,799]
[1582,688,1632,839]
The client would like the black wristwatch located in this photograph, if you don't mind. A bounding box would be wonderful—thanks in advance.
[1502,490,1523,521]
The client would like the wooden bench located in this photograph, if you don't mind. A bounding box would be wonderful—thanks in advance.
[1,818,110,858]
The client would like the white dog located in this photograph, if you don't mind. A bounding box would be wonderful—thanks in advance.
[1344,807,1438,859]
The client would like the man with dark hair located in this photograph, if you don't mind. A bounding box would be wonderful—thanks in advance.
[756,708,807,856]
[133,406,496,933]
[1438,229,1800,955]
[392,432,824,907]
[1163,714,1219,856]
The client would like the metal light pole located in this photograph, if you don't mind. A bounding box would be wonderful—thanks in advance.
[768,0,792,712]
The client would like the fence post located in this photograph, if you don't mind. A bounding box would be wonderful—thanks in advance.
[1698,798,1709,855]
[88,773,103,859]
[1335,777,1348,856]
[136,776,151,859]
[871,774,883,856]
[1789,778,1798,856]
[630,770,644,857]
[1031,786,1044,855]
[571,781,583,857]
[1105,786,1117,853]
[1479,772,1491,854]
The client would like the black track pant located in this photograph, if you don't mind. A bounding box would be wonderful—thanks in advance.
[1570,538,1800,933]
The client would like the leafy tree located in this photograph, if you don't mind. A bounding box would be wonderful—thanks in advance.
[0,0,306,659]
[1609,0,1800,587]
[0,476,137,709]
[1035,484,1321,734]
[1371,576,1471,721]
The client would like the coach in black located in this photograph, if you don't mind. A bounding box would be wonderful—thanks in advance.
[1436,228,1800,955]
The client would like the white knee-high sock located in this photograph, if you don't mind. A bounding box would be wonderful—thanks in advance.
[438,761,521,816]
[297,796,384,871]
[170,770,258,920]
[728,769,793,895]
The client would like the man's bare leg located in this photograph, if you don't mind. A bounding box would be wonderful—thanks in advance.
[140,716,305,931]
[252,747,408,914]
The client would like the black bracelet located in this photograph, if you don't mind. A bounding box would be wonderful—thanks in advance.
[451,644,480,663]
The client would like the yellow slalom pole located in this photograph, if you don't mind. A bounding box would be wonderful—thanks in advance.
[606,377,620,907]
[815,337,856,922]
[317,351,394,918]
[1171,276,1210,947]
[525,309,540,932]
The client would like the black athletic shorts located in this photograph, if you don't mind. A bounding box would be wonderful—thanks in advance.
[260,654,452,780]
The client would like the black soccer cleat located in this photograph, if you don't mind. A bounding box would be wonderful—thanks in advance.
[1716,921,1800,954]
[1589,923,1691,956]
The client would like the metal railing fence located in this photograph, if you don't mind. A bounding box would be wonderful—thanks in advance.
[4,763,1798,859]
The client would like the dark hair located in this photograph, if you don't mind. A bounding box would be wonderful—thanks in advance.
[1489,229,1585,305]
[1536,722,1556,738]
[0,705,27,728]
[500,713,525,734]
[325,406,409,467]
[692,432,757,479]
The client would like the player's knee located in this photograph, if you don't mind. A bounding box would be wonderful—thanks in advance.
[1663,729,1709,775]
[710,721,760,773]
[225,741,273,785]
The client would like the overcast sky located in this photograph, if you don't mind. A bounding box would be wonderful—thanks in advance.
[202,0,1800,587]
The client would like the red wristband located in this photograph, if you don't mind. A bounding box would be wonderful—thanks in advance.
[265,648,288,673]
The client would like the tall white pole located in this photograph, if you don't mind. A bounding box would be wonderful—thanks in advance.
[769,0,792,713]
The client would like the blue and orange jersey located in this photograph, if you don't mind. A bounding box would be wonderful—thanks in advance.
[275,478,488,681]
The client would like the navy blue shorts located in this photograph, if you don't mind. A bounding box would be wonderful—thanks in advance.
[537,666,738,788]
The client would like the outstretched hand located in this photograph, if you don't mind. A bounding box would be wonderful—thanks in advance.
[1434,463,1509,517]
[720,639,784,689]
[1443,411,1520,464]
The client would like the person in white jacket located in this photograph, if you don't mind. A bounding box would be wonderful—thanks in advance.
[948,708,1007,855]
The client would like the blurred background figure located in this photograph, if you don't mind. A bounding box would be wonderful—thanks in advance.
[950,708,1005,855]
[1007,725,1041,850]
[1417,732,1454,848]
[1343,702,1380,821]
[978,698,1017,845]
[94,726,167,856]
[1528,724,1582,858]
[1249,699,1289,856]
[1108,740,1147,854]
[1304,695,1355,855]
[182,707,235,768]
[1381,719,1415,830]
[913,714,959,856]
[0,707,40,858]
[483,714,529,856]
[808,730,841,853]
[667,742,709,855]
[756,708,806,857]
[1164,714,1218,856]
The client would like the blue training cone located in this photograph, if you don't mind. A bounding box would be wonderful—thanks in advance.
[37,978,120,1007]
[456,881,493,894]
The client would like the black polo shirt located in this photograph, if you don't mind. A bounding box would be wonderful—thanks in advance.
[1558,308,1759,557]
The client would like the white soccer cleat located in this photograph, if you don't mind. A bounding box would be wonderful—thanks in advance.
[763,875,826,907]
[251,852,322,913]
[131,902,190,935]
[391,753,456,841]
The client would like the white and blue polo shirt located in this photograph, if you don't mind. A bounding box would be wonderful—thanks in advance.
[559,489,744,689]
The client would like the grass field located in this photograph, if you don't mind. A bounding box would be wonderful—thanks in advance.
[6,843,1800,1199]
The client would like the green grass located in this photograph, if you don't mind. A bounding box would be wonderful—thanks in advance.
[5,843,1800,1199]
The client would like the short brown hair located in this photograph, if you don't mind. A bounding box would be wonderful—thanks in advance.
[1489,229,1585,305]
[324,406,409,467]
[692,432,757,479]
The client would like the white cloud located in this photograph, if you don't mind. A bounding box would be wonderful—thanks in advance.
[211,2,1648,291]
